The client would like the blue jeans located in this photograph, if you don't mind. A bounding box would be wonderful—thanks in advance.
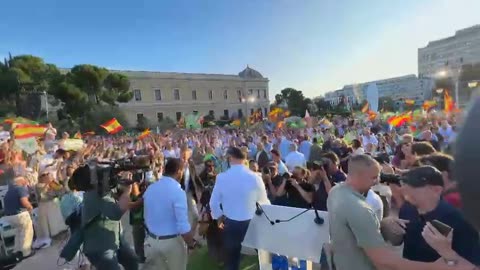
[86,238,139,270]
[223,218,250,270]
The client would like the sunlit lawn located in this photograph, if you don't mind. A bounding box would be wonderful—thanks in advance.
[187,247,259,270]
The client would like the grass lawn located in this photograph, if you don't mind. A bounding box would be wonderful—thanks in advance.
[187,247,259,270]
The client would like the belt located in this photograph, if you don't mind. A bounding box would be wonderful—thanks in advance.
[147,231,178,240]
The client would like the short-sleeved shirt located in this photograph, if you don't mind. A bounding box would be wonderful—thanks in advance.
[286,180,314,209]
[4,184,29,216]
[327,183,386,270]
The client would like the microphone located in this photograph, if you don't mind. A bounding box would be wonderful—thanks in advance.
[313,208,324,225]
[256,202,275,225]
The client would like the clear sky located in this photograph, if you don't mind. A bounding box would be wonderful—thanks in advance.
[1,0,479,98]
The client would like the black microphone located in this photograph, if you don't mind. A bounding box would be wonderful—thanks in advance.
[256,202,275,225]
[313,208,324,225]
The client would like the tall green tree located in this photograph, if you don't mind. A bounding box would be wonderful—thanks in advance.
[277,88,309,116]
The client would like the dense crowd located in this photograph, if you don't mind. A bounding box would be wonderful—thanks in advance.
[1,108,478,270]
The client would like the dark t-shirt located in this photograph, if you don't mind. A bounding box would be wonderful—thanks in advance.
[312,180,332,211]
[399,201,480,264]
[4,184,29,216]
[271,175,289,206]
[285,180,314,209]
[331,170,347,183]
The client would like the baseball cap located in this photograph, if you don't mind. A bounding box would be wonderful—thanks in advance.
[400,166,444,188]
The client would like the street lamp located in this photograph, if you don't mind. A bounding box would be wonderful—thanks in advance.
[435,88,444,94]
[435,68,460,107]
[468,81,479,89]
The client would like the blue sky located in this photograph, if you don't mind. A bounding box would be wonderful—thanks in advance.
[1,0,479,98]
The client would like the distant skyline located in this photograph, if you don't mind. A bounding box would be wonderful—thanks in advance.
[1,0,479,98]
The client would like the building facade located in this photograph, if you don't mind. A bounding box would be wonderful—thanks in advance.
[324,74,434,108]
[418,25,480,78]
[117,66,270,126]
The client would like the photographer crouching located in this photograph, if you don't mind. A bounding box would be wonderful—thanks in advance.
[68,163,139,270]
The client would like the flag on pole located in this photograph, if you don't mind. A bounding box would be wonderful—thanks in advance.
[100,118,123,134]
[423,100,437,111]
[73,132,82,139]
[304,110,310,119]
[444,91,455,113]
[361,102,369,113]
[13,124,47,139]
[138,129,151,140]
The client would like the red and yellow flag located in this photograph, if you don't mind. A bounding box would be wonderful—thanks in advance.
[423,100,437,111]
[100,118,123,134]
[405,99,415,106]
[367,110,377,121]
[361,102,369,113]
[13,124,47,139]
[73,132,82,139]
[387,113,412,127]
[138,129,151,140]
[444,91,455,113]
[83,131,95,137]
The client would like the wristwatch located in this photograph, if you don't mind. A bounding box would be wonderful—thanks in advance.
[443,258,458,266]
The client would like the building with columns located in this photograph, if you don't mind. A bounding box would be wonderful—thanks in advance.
[116,66,270,126]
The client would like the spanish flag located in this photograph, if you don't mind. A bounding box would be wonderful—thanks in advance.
[100,118,123,134]
[73,132,82,139]
[405,99,415,106]
[83,131,95,137]
[423,100,437,111]
[361,102,369,113]
[138,129,151,140]
[387,113,412,127]
[444,91,455,113]
[13,124,47,139]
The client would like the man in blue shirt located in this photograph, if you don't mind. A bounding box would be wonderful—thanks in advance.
[383,166,480,265]
[3,176,34,258]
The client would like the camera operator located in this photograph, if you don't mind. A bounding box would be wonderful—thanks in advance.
[72,165,138,270]
[277,166,314,209]
[322,151,347,183]
[261,162,287,205]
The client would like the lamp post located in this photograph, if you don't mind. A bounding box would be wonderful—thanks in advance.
[436,68,460,107]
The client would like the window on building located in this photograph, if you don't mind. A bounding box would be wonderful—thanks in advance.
[192,90,197,100]
[263,89,267,99]
[176,112,182,121]
[224,109,229,118]
[154,89,161,101]
[223,89,228,100]
[237,89,242,100]
[157,112,163,122]
[248,89,253,95]
[174,89,180,100]
[136,113,144,121]
[264,108,268,116]
[257,89,260,98]
[134,89,142,101]
[209,90,213,100]
[238,109,243,118]
[209,110,214,116]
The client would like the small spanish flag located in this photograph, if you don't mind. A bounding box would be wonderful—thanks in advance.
[444,91,455,113]
[83,131,95,137]
[100,118,123,134]
[387,113,412,127]
[13,124,47,139]
[405,99,415,106]
[138,129,151,140]
[73,132,82,139]
[423,100,437,111]
[361,102,369,113]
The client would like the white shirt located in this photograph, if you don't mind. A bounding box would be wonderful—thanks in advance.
[210,164,270,221]
[362,135,378,147]
[365,189,384,223]
[144,176,191,236]
[352,147,365,156]
[285,151,306,172]
[163,149,177,159]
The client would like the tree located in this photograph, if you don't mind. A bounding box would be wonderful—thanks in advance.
[76,105,128,133]
[276,88,309,116]
[136,116,151,131]
[102,73,133,104]
[313,97,332,115]
[204,111,215,122]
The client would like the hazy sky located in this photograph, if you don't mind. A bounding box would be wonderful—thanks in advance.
[1,0,479,98]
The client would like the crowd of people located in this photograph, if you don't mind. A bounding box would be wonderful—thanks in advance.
[1,106,479,270]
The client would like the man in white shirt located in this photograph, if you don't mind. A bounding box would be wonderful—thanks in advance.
[284,143,306,172]
[362,128,378,150]
[210,147,270,270]
[143,158,197,270]
[438,120,454,143]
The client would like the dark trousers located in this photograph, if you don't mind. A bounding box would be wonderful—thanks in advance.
[223,218,250,270]
[132,224,146,262]
[86,236,139,270]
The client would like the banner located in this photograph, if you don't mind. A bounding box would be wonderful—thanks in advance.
[15,137,39,154]
[63,139,84,151]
